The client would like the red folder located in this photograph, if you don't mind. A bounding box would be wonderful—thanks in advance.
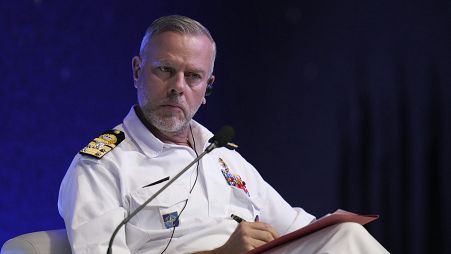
[246,209,379,254]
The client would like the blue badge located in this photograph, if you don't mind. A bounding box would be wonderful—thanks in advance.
[162,211,179,229]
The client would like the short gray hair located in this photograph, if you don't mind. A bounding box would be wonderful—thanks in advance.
[139,15,216,72]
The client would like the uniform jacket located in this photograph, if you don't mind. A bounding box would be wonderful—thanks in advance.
[58,107,315,254]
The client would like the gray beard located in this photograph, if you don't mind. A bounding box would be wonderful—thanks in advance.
[140,92,201,134]
[146,102,201,134]
[147,112,190,133]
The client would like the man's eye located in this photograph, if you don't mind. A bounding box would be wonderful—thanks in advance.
[158,66,171,73]
[186,73,201,80]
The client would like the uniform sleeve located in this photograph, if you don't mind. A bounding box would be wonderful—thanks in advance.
[237,154,316,235]
[58,155,131,254]
[258,181,316,234]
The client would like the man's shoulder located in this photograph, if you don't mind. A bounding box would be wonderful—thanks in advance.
[79,128,125,159]
[74,123,144,166]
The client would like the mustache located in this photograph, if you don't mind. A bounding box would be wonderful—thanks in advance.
[161,93,185,105]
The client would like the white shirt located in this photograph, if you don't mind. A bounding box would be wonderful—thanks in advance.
[58,107,315,254]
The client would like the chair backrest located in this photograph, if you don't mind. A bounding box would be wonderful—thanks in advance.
[1,229,71,254]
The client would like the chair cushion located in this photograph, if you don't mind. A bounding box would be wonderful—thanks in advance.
[1,229,71,254]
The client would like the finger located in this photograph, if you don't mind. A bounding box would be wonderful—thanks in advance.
[239,222,278,243]
[252,227,277,243]
[248,238,267,249]
[245,222,279,239]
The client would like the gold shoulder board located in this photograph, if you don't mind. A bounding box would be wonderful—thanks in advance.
[79,129,125,159]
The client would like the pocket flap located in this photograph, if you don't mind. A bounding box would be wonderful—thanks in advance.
[129,183,189,208]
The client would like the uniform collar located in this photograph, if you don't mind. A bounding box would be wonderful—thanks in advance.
[122,106,214,158]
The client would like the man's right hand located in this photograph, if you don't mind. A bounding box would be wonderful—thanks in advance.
[212,221,279,254]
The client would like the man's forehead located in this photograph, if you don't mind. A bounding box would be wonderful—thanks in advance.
[141,32,215,73]
[150,30,213,44]
[147,32,212,49]
[149,58,209,73]
[144,32,214,57]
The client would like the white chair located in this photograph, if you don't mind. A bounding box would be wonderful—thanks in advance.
[1,229,71,254]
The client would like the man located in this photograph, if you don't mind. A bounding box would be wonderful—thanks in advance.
[58,15,388,253]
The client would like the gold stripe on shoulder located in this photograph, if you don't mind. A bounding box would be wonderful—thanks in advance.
[79,129,125,159]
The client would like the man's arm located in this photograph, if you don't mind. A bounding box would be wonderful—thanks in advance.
[58,157,131,254]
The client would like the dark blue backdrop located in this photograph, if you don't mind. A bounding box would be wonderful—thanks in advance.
[1,1,450,253]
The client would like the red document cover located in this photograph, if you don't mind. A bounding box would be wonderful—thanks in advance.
[246,209,379,254]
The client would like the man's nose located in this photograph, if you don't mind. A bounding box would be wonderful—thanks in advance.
[168,72,186,94]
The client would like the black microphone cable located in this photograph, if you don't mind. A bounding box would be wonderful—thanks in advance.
[106,125,234,254]
[159,124,200,254]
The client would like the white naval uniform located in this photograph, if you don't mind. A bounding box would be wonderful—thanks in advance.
[58,107,315,254]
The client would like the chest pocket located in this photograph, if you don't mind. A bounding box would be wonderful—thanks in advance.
[126,183,189,230]
[227,185,261,222]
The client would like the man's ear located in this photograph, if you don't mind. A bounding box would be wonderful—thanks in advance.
[207,75,215,85]
[205,75,215,96]
[132,56,142,87]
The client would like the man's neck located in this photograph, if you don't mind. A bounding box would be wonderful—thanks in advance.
[134,105,191,147]
[149,124,191,147]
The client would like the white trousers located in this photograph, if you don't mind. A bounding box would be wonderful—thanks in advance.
[265,222,389,254]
